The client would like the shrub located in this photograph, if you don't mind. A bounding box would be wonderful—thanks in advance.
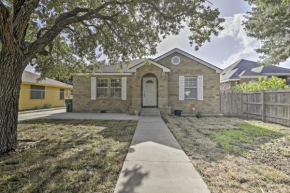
[43,103,52,109]
[232,77,290,92]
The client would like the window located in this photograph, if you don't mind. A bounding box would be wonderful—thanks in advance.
[60,89,65,100]
[111,78,122,98]
[184,77,197,99]
[171,56,181,65]
[97,79,108,97]
[30,85,45,99]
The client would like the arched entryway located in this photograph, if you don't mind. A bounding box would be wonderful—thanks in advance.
[142,73,158,107]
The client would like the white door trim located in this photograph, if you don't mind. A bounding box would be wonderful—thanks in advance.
[142,77,157,107]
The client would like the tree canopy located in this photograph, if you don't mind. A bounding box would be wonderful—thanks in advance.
[1,0,224,81]
[244,0,290,65]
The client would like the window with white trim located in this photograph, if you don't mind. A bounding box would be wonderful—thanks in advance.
[97,78,108,97]
[184,77,197,99]
[110,78,122,98]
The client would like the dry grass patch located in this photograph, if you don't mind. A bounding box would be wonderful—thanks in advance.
[0,119,137,193]
[164,116,290,193]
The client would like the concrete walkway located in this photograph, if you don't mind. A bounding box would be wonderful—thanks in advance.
[114,116,210,193]
[18,109,139,122]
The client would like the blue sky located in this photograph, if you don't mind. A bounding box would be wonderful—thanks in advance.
[25,0,290,73]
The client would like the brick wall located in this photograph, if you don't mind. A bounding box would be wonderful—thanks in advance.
[73,53,221,115]
[157,53,221,114]
[73,75,132,113]
[130,64,171,115]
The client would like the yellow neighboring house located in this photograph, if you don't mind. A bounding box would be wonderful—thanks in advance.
[19,71,73,111]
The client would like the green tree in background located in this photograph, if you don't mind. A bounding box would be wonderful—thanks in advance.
[232,77,290,92]
[0,0,224,154]
[244,0,290,65]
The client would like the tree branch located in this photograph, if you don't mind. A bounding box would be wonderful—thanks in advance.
[0,1,15,53]
[0,1,10,35]
[13,0,40,43]
[25,0,134,64]
[12,0,25,21]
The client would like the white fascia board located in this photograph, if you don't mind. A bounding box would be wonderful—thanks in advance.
[263,73,290,75]
[154,48,222,73]
[129,60,170,72]
[220,79,240,83]
[239,76,267,78]
[76,73,132,75]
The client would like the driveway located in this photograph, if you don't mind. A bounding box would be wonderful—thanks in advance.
[114,116,210,193]
[18,109,139,122]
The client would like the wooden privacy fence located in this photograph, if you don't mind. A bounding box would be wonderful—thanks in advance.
[221,89,290,126]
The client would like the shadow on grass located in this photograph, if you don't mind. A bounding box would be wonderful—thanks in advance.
[0,119,138,193]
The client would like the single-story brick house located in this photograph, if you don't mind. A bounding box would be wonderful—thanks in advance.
[73,48,222,115]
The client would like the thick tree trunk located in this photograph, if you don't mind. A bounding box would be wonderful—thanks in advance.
[0,51,25,154]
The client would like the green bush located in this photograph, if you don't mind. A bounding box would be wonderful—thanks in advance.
[43,103,53,109]
[232,77,290,92]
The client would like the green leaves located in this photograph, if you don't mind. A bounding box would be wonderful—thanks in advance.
[244,0,290,65]
[232,76,290,91]
[0,0,224,80]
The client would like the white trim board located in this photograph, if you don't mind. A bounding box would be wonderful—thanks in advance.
[220,79,241,83]
[239,76,267,78]
[154,48,222,73]
[129,59,170,72]
[76,73,132,75]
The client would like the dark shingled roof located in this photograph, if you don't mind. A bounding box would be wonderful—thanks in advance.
[221,59,259,81]
[252,65,290,74]
[221,59,290,82]
[22,71,72,88]
[96,59,146,73]
[239,70,266,77]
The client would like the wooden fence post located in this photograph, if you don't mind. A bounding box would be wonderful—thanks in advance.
[241,91,244,118]
[261,91,265,122]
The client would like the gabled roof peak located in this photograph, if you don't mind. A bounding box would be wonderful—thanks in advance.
[154,48,222,73]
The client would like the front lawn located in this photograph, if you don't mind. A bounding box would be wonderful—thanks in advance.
[0,119,137,193]
[164,116,290,193]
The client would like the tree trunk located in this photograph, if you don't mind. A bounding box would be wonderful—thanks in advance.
[0,51,25,154]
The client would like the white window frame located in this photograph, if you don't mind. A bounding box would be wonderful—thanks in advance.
[184,77,198,99]
[110,78,122,98]
[96,78,109,98]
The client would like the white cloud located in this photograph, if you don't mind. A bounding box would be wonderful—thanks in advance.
[218,13,261,68]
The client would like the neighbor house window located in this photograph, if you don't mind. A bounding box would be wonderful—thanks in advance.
[60,89,65,100]
[30,85,45,99]
[184,77,197,99]
[97,78,108,97]
[111,78,122,98]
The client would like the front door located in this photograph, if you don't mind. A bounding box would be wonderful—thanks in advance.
[143,77,157,106]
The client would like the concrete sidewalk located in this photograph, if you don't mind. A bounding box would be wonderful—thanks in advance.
[18,109,139,122]
[114,116,210,193]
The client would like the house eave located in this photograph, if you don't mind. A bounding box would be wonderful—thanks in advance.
[220,79,240,83]
[22,81,73,88]
[76,73,132,76]
[263,73,290,76]
[129,60,171,72]
[239,75,267,78]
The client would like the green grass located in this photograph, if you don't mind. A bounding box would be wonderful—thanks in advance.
[164,116,290,193]
[211,123,282,155]
[0,119,137,193]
